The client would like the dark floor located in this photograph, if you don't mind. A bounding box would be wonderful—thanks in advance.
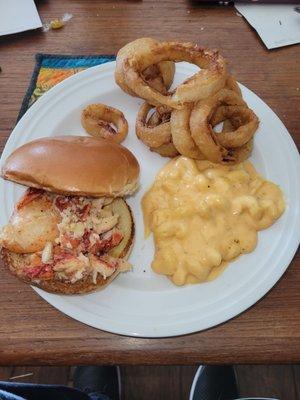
[0,365,299,399]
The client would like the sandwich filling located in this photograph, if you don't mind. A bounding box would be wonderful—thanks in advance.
[0,188,132,284]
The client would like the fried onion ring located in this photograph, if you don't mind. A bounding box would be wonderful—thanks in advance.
[190,89,259,162]
[170,106,205,159]
[211,88,246,108]
[225,75,242,97]
[215,111,254,163]
[81,104,128,144]
[151,142,179,157]
[136,102,171,148]
[221,118,234,133]
[211,105,259,148]
[135,102,178,157]
[147,105,172,127]
[171,89,245,161]
[141,65,168,94]
[148,109,179,157]
[144,63,175,94]
[123,41,227,109]
[115,38,175,96]
[222,139,254,164]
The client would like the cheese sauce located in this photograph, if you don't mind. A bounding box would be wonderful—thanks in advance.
[142,157,285,286]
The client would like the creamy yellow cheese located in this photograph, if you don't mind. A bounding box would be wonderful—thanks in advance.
[142,157,285,286]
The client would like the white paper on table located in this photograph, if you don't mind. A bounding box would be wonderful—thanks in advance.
[235,3,300,49]
[0,0,42,36]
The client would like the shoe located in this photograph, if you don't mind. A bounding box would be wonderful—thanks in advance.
[189,365,238,400]
[73,366,121,400]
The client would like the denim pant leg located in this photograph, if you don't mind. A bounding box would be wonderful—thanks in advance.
[0,382,111,400]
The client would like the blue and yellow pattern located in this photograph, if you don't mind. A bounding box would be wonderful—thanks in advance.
[18,54,115,121]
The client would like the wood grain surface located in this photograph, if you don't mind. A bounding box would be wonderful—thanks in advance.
[0,0,299,365]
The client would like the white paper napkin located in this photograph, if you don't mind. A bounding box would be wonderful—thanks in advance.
[0,0,42,36]
[235,3,300,49]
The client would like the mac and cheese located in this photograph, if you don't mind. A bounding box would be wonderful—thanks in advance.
[142,157,285,286]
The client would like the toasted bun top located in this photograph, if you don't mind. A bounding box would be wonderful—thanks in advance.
[1,136,140,197]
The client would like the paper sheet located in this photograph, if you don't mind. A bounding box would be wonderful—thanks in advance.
[235,3,300,49]
[0,0,42,36]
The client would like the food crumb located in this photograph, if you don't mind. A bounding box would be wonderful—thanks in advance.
[200,27,204,31]
[187,10,191,14]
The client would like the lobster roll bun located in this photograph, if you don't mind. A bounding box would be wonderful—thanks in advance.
[0,136,140,294]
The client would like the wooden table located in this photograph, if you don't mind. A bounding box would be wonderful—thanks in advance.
[0,0,299,365]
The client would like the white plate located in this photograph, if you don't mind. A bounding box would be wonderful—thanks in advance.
[1,62,299,337]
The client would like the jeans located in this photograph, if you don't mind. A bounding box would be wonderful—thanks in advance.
[0,382,278,400]
[0,382,110,400]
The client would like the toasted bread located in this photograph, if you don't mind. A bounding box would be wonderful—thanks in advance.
[1,136,140,197]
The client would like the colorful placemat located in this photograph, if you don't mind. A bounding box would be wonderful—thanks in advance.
[18,53,116,121]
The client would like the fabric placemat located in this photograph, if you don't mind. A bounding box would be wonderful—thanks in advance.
[18,53,116,121]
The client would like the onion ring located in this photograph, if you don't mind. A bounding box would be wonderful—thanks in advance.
[222,118,234,133]
[141,65,167,94]
[81,104,128,144]
[135,103,178,157]
[136,102,171,148]
[174,88,244,161]
[225,75,242,97]
[217,112,254,163]
[171,89,244,160]
[190,89,258,162]
[170,106,205,159]
[147,105,171,126]
[151,142,179,157]
[115,38,175,96]
[215,109,255,164]
[211,88,246,108]
[222,139,254,164]
[145,63,175,93]
[123,41,227,109]
[148,108,179,157]
[211,105,259,148]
